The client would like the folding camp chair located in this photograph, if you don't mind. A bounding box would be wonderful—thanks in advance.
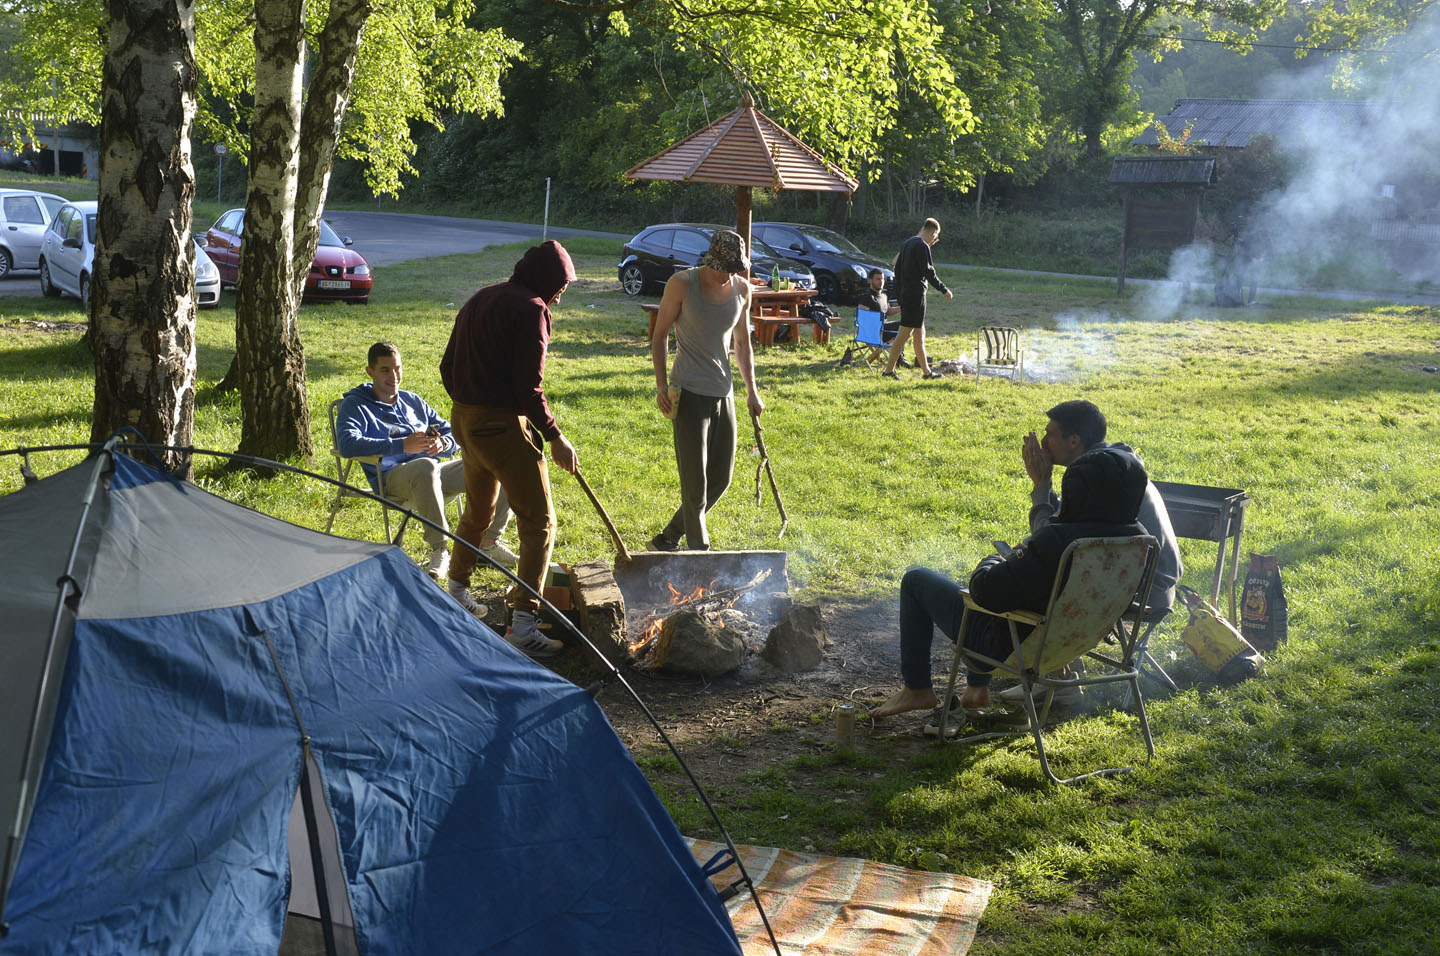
[847,307,893,367]
[975,326,1023,382]
[938,535,1160,784]
[322,398,412,544]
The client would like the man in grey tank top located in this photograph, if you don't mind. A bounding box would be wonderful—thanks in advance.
[649,229,764,550]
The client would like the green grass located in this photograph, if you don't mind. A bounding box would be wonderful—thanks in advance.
[3,244,1439,954]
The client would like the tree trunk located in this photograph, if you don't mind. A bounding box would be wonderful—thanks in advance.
[90,0,198,477]
[293,0,371,282]
[234,0,312,466]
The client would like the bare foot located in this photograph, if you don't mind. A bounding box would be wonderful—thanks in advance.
[870,687,940,718]
[959,685,991,710]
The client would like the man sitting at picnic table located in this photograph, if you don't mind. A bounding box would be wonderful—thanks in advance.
[336,341,517,594]
[869,445,1150,724]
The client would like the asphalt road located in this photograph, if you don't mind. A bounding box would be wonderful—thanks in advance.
[0,211,627,300]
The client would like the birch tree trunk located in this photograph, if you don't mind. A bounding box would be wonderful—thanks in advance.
[293,0,371,282]
[234,0,312,465]
[90,0,198,476]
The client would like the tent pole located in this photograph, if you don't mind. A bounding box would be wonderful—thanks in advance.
[737,185,753,280]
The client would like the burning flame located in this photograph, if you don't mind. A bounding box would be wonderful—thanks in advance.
[627,579,741,659]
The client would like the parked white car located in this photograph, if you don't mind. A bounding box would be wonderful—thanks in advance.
[0,188,67,278]
[39,201,221,310]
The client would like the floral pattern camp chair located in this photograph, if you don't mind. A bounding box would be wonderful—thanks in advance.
[939,536,1159,784]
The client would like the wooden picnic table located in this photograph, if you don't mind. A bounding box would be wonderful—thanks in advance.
[640,285,826,348]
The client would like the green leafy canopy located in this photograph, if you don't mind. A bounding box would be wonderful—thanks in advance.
[0,0,522,195]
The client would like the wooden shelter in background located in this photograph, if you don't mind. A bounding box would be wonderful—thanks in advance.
[1109,156,1216,293]
[624,92,857,268]
[1130,98,1378,150]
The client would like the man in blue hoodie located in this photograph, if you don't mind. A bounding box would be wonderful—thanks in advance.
[336,342,516,594]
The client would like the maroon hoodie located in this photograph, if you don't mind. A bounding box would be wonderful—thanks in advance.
[441,240,576,441]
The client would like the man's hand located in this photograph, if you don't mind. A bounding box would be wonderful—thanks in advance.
[656,385,674,417]
[747,391,765,418]
[943,289,954,301]
[402,431,442,456]
[1022,430,1053,487]
[551,434,579,474]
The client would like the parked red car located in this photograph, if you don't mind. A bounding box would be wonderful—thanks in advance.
[202,209,372,304]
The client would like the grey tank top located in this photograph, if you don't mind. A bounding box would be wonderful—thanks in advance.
[669,267,747,398]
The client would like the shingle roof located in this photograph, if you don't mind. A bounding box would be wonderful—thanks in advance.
[626,93,857,193]
[1132,98,1379,148]
[1109,156,1216,186]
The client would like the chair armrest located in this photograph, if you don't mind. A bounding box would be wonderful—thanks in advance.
[334,450,384,465]
[961,589,1045,626]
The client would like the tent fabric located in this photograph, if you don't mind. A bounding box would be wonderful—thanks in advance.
[2,455,742,955]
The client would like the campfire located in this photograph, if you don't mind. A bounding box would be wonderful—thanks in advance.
[627,570,772,668]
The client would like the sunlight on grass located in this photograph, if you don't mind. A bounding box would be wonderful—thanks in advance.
[4,244,1440,954]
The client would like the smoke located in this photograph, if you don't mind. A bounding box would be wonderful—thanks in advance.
[1136,244,1217,321]
[1181,10,1440,292]
[1021,309,1123,381]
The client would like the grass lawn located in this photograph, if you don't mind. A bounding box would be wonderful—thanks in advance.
[3,237,1438,954]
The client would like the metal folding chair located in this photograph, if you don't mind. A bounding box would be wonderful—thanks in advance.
[975,326,1023,382]
[938,535,1159,784]
[322,398,411,544]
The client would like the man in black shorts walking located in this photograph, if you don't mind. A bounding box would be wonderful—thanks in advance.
[883,217,953,380]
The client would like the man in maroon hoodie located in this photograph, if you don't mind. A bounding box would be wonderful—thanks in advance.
[441,240,578,658]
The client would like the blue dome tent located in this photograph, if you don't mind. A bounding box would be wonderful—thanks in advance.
[0,449,743,955]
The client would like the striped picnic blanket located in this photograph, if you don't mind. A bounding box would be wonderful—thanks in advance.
[687,838,993,956]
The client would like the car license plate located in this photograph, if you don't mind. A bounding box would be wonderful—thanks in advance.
[317,279,350,290]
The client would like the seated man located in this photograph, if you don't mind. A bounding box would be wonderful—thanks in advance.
[869,445,1149,721]
[336,341,517,609]
[1024,399,1181,614]
[853,267,909,368]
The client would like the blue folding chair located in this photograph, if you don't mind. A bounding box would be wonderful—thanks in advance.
[846,308,892,367]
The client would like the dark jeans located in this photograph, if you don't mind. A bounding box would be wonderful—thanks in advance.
[899,566,1012,691]
[659,389,736,550]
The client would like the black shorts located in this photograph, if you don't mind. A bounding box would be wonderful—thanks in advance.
[898,295,926,328]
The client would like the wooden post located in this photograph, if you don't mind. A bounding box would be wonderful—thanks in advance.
[736,184,753,279]
[1117,191,1130,295]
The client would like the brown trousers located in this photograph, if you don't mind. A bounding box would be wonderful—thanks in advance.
[448,402,554,614]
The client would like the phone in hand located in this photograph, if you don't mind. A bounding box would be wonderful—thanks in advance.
[426,424,440,438]
[992,540,1013,557]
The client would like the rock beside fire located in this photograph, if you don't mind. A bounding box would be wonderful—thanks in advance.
[653,611,747,677]
[760,604,829,673]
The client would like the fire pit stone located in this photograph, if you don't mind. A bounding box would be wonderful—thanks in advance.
[760,604,829,673]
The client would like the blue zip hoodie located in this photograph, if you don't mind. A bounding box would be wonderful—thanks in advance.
[335,382,455,493]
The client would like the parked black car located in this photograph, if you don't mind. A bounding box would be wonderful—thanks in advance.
[618,223,816,296]
[751,222,894,303]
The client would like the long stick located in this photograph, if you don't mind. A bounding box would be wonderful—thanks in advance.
[750,412,788,539]
[573,468,632,564]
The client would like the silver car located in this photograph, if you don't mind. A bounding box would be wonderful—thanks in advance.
[39,201,221,310]
[0,188,67,278]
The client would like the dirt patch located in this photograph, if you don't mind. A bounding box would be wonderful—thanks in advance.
[2,318,87,334]
[470,584,945,784]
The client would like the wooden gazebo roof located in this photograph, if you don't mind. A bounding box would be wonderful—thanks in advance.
[626,93,857,194]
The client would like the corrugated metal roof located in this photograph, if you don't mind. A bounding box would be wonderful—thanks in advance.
[1132,98,1379,148]
[626,93,857,193]
[1109,156,1215,186]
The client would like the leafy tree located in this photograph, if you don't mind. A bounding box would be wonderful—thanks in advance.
[1,0,520,463]
[1046,0,1285,156]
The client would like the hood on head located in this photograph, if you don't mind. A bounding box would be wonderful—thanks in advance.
[1057,446,1147,524]
[511,240,576,303]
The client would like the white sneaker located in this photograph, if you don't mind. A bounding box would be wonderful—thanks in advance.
[446,580,488,618]
[996,681,1084,707]
[481,541,519,569]
[505,610,563,658]
[424,547,450,579]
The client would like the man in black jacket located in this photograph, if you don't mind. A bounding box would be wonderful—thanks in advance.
[870,446,1149,719]
[881,218,952,380]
